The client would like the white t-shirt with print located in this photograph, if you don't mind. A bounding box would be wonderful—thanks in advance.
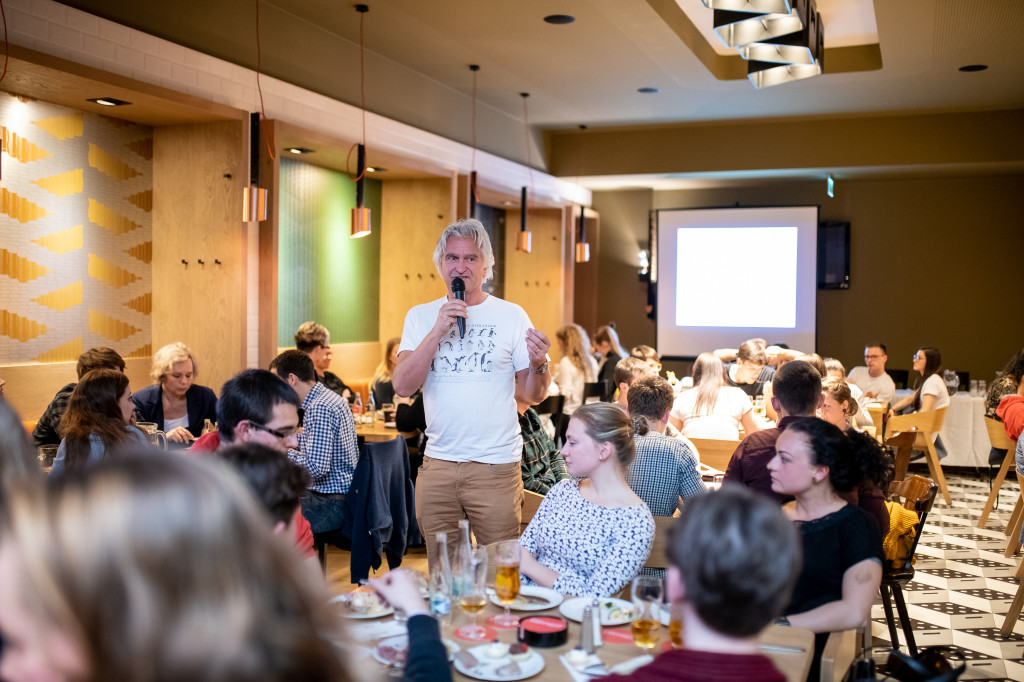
[399,295,533,464]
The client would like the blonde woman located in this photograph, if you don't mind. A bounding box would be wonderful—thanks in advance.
[132,342,217,444]
[670,353,761,440]
[553,325,599,417]
[371,337,401,407]
[0,452,367,682]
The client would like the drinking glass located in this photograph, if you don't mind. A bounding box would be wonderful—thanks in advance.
[459,544,489,637]
[942,370,960,397]
[630,576,663,650]
[493,540,521,628]
[969,380,980,398]
[668,602,684,649]
[37,445,59,467]
[135,422,167,450]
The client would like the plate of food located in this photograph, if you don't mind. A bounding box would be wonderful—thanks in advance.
[487,585,562,611]
[331,588,393,619]
[452,642,544,681]
[373,635,459,667]
[559,597,634,626]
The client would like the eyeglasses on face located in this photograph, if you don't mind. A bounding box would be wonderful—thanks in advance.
[864,354,884,360]
[913,353,924,360]
[248,421,298,440]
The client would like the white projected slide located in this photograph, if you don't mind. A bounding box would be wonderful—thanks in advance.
[656,207,818,358]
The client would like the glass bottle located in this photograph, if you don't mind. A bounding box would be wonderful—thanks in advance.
[353,393,363,421]
[430,532,452,627]
[453,519,472,599]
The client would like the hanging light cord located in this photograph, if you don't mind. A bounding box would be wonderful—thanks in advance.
[521,93,535,211]
[254,0,275,160]
[470,65,479,203]
[347,6,368,182]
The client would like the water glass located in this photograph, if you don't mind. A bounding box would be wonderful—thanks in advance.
[37,445,59,467]
[969,380,979,397]
[459,545,489,636]
[630,576,663,649]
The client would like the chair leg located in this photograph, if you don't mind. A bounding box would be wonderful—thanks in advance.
[978,450,1015,528]
[1016,557,1024,580]
[891,583,917,657]
[1006,494,1024,538]
[1006,509,1024,558]
[923,439,951,505]
[1001,579,1024,636]
[317,540,327,576]
[880,583,901,650]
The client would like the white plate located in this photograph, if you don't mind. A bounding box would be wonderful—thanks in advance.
[331,592,394,619]
[385,422,397,428]
[373,635,458,666]
[487,585,562,611]
[453,644,545,681]
[559,597,634,626]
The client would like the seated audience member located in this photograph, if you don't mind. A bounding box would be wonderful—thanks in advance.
[270,350,359,535]
[606,486,800,682]
[847,343,897,403]
[997,380,1024,442]
[519,403,655,597]
[593,324,627,398]
[51,369,148,475]
[793,353,826,377]
[614,357,655,412]
[723,339,775,398]
[818,377,861,432]
[987,347,1024,464]
[552,324,599,420]
[131,342,217,445]
[823,358,873,428]
[768,419,884,681]
[627,376,706,518]
[631,344,662,375]
[669,353,760,440]
[724,361,822,502]
[369,570,454,682]
[371,337,401,407]
[190,369,316,561]
[889,346,950,416]
[32,347,124,447]
[217,442,310,535]
[0,401,41,502]
[518,394,569,495]
[294,320,352,401]
[0,453,355,682]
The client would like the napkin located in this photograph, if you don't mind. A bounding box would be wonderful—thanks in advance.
[559,653,606,681]
[347,619,406,642]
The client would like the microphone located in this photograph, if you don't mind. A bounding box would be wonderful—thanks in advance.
[451,277,466,339]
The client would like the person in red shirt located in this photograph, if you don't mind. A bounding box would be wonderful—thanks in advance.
[605,485,800,682]
[190,369,316,561]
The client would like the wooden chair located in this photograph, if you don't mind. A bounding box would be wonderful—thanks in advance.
[976,417,1017,529]
[520,490,545,535]
[686,437,741,473]
[1005,471,1024,559]
[882,475,939,655]
[533,394,565,447]
[644,515,676,569]
[820,627,863,682]
[1000,473,1024,635]
[885,429,919,485]
[866,404,887,442]
[886,407,950,504]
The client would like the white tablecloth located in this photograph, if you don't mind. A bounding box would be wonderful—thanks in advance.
[893,390,989,467]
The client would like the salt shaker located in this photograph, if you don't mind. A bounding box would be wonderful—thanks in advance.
[591,598,603,647]
[581,605,595,654]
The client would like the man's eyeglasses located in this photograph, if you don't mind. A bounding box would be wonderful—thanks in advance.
[248,421,298,440]
[864,354,884,360]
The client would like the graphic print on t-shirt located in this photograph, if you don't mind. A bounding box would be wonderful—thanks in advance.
[431,324,496,381]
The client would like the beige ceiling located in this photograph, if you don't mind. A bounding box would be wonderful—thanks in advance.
[50,0,1024,183]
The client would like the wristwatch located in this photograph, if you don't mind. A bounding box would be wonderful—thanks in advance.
[530,362,549,375]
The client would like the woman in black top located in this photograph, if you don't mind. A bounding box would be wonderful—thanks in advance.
[593,325,626,398]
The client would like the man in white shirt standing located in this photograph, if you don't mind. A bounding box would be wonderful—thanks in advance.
[847,342,897,403]
[393,219,551,560]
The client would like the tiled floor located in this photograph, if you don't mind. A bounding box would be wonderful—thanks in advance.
[870,470,1024,681]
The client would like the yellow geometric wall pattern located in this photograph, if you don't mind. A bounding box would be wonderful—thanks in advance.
[0,95,151,364]
[32,225,83,255]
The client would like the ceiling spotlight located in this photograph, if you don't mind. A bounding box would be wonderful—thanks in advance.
[87,97,131,106]
[543,14,575,24]
[713,8,803,48]
[285,147,314,154]
[638,87,660,93]
[958,64,988,72]
[366,166,387,173]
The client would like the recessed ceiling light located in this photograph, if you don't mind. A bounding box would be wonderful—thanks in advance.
[638,87,659,94]
[958,64,987,72]
[501,200,515,206]
[366,166,387,173]
[87,97,131,106]
[544,14,575,24]
[285,147,314,154]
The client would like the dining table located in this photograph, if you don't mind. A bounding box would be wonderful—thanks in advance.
[349,590,815,682]
[355,419,418,443]
[891,390,989,467]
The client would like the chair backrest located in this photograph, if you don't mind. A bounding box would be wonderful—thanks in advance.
[885,369,909,390]
[533,394,565,444]
[687,437,741,472]
[521,490,545,534]
[886,406,947,439]
[984,416,1015,450]
[644,515,676,569]
[886,475,938,572]
[885,429,918,484]
[582,381,608,404]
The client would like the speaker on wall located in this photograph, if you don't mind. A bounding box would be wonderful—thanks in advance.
[817,220,850,290]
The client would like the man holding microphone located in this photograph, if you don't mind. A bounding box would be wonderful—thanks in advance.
[393,219,551,559]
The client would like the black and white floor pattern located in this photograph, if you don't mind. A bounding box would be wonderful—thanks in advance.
[869,471,1023,681]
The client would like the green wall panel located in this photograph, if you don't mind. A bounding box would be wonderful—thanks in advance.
[278,159,381,346]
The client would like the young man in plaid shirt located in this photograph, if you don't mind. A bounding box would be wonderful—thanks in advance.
[270,350,359,534]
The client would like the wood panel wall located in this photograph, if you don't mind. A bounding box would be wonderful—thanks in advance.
[152,120,247,396]
[503,207,570,342]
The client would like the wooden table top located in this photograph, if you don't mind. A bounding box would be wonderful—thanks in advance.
[354,420,417,443]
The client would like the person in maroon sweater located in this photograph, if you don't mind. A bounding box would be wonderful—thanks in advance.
[724,361,823,502]
[606,485,800,682]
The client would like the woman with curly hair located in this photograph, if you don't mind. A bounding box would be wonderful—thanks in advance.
[52,369,148,475]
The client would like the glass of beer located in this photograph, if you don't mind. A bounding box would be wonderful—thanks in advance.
[493,539,521,628]
[668,602,683,649]
[630,576,663,650]
[459,545,489,635]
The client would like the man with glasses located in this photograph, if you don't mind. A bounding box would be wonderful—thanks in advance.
[270,350,359,536]
[847,343,896,403]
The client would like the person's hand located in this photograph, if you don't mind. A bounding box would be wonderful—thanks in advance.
[525,328,551,369]
[368,570,428,617]
[865,390,878,399]
[165,426,195,444]
[431,298,468,338]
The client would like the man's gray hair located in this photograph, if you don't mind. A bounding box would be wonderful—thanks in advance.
[432,219,495,283]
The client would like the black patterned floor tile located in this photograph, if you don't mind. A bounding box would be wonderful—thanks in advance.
[958,588,1014,601]
[918,567,979,579]
[952,557,1016,568]
[959,627,1024,642]
[915,602,987,616]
